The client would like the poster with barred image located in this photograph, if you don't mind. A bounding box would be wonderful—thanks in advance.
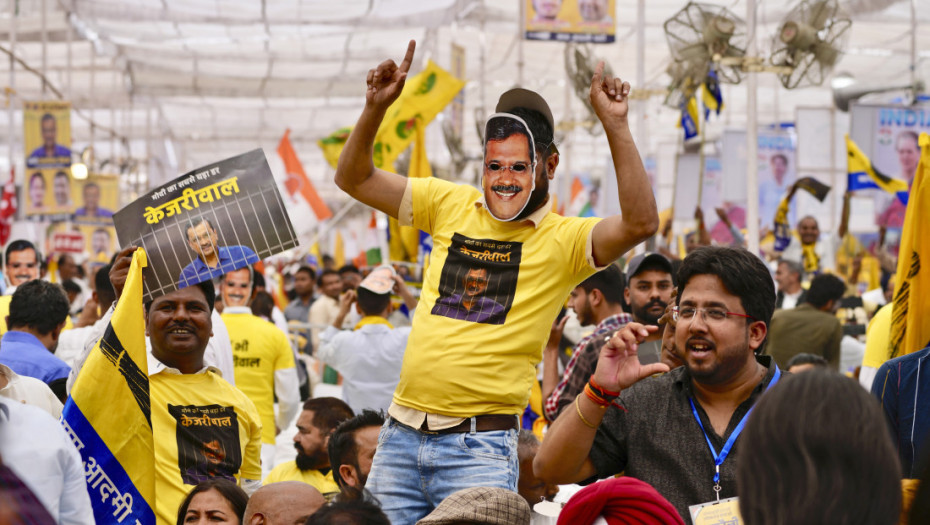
[431,233,521,325]
[114,149,299,302]
[168,404,241,486]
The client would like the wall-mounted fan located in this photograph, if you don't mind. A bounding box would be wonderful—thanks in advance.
[770,0,852,89]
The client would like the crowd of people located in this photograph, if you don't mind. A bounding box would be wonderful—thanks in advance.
[0,40,928,525]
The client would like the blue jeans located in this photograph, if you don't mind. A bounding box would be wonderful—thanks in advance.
[366,417,519,525]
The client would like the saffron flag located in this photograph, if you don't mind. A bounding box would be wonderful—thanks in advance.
[278,129,333,221]
[680,95,699,140]
[846,135,909,205]
[61,248,155,525]
[890,132,930,358]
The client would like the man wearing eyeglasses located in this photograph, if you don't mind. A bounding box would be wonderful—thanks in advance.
[335,40,657,523]
[536,246,779,523]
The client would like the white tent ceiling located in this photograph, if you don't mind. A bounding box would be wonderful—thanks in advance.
[0,0,926,212]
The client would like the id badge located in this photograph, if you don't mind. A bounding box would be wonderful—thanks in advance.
[688,497,743,525]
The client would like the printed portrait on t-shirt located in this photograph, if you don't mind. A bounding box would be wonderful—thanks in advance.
[168,404,241,486]
[431,233,521,325]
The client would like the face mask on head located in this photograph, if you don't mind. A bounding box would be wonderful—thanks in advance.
[482,113,537,222]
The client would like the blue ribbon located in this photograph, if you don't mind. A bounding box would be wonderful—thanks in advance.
[689,366,781,484]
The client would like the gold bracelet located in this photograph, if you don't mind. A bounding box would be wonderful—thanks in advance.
[575,395,597,429]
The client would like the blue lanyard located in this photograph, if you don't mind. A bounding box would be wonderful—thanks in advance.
[689,366,781,492]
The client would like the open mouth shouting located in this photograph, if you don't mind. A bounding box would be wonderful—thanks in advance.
[686,337,715,359]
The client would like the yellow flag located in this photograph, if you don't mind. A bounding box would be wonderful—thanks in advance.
[334,231,346,268]
[846,135,910,196]
[319,61,465,171]
[61,248,155,524]
[890,133,930,358]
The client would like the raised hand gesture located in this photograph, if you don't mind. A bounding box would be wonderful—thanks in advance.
[589,61,631,125]
[366,40,416,111]
[592,322,670,392]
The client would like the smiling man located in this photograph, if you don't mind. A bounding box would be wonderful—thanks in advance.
[178,218,259,287]
[85,248,266,524]
[335,41,657,522]
[535,246,779,523]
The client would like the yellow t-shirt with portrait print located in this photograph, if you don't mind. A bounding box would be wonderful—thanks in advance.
[150,370,262,525]
[222,310,296,444]
[263,461,340,500]
[395,176,602,417]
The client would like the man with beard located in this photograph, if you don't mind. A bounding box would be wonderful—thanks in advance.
[623,252,674,364]
[221,267,299,479]
[337,42,656,523]
[264,397,353,500]
[543,265,631,421]
[535,246,779,523]
[327,409,384,501]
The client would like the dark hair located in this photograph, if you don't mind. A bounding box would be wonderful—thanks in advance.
[328,410,385,490]
[577,264,624,305]
[7,280,70,334]
[317,268,341,287]
[677,246,776,336]
[250,291,275,319]
[95,264,116,306]
[804,274,846,308]
[4,240,39,268]
[40,113,55,124]
[737,370,900,525]
[29,172,44,187]
[57,253,73,267]
[770,153,788,165]
[303,397,354,435]
[84,182,100,193]
[517,429,540,462]
[337,265,360,277]
[61,279,81,296]
[355,288,390,316]
[145,280,216,314]
[786,353,828,370]
[296,266,316,280]
[176,479,248,525]
[252,270,266,290]
[897,129,919,148]
[54,170,69,181]
[486,115,535,164]
[509,107,554,157]
[304,498,390,525]
[185,217,215,237]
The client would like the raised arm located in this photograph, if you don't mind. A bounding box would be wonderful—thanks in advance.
[334,40,416,218]
[535,322,669,483]
[588,62,659,265]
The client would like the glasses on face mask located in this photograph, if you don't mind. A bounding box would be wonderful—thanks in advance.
[485,161,533,174]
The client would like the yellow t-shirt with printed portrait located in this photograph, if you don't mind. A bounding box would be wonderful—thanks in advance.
[395,177,602,417]
[222,311,296,444]
[151,370,262,525]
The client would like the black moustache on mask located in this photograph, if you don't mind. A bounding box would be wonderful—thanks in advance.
[491,185,522,193]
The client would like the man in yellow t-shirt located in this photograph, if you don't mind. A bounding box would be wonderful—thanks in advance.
[112,259,264,525]
[264,397,353,500]
[336,42,658,523]
[220,267,299,478]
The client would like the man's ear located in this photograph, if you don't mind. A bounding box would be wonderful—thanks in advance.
[546,152,559,180]
[589,288,603,307]
[339,464,359,489]
[748,321,767,352]
[249,513,264,525]
[623,287,631,306]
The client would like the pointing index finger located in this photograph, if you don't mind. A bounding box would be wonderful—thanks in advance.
[398,40,416,74]
[591,60,604,87]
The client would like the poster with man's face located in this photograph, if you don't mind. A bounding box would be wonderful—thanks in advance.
[868,106,929,231]
[24,168,75,217]
[482,114,537,222]
[24,101,72,169]
[114,149,299,302]
[525,0,616,43]
[74,175,119,225]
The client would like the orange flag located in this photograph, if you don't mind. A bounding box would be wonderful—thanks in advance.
[278,129,333,221]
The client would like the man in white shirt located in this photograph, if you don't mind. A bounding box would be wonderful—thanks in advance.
[774,259,806,309]
[308,269,346,350]
[0,363,62,418]
[0,396,93,524]
[318,266,415,413]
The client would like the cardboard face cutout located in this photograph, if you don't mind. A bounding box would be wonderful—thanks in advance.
[482,113,537,222]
